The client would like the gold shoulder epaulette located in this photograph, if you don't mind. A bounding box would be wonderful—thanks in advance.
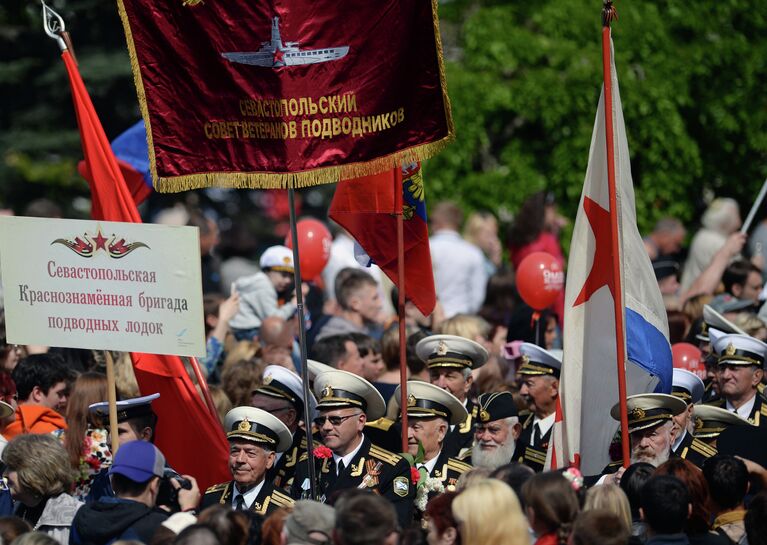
[690,438,717,458]
[271,489,295,507]
[522,413,534,428]
[447,458,472,474]
[369,444,401,465]
[205,482,228,494]
[366,418,395,431]
[300,437,308,448]
[457,448,472,461]
[760,404,767,417]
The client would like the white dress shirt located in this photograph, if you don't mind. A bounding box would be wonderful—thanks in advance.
[530,412,556,446]
[231,478,265,509]
[420,451,441,475]
[430,230,488,318]
[726,393,757,421]
[332,434,366,474]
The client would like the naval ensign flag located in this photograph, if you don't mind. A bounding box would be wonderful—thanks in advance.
[550,38,673,475]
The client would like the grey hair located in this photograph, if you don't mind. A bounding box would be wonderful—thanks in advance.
[701,198,740,234]
[462,368,473,380]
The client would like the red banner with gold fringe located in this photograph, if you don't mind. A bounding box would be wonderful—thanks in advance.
[117,0,454,191]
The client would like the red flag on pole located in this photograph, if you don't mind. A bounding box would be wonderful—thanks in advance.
[329,163,436,316]
[61,49,230,490]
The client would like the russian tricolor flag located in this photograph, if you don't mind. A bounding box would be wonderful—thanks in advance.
[550,38,672,475]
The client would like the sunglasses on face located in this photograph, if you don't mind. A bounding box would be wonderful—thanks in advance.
[313,413,361,427]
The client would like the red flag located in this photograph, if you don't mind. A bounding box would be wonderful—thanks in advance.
[61,50,230,490]
[329,163,436,315]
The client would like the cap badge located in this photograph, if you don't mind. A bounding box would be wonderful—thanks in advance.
[436,340,448,356]
[520,355,530,365]
[480,409,490,422]
[725,343,737,357]
[263,374,273,385]
[701,322,708,333]
[630,407,646,421]
[283,256,291,264]
[694,417,703,431]
[321,385,334,400]
[407,394,417,408]
[238,418,252,432]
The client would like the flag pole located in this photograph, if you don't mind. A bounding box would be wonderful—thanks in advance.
[288,188,318,500]
[741,177,767,235]
[395,168,409,453]
[601,1,631,466]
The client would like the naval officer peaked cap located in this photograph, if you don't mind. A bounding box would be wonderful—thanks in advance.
[416,334,488,370]
[713,333,767,368]
[224,406,293,452]
[254,365,318,417]
[610,393,686,434]
[313,369,386,420]
[671,368,705,405]
[391,381,468,426]
[518,342,562,378]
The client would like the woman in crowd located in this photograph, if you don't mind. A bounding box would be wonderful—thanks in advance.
[583,484,632,534]
[452,479,530,545]
[619,462,655,541]
[655,459,731,545]
[60,372,112,500]
[2,434,82,544]
[425,492,460,545]
[522,472,579,545]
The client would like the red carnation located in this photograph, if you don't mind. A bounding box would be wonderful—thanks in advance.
[411,467,420,484]
[313,446,333,459]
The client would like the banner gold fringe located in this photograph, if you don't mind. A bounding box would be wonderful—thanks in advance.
[116,0,455,193]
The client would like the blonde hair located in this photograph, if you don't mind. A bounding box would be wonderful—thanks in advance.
[583,484,632,534]
[437,314,491,341]
[452,479,530,545]
[2,434,75,499]
[209,386,233,426]
[454,467,493,492]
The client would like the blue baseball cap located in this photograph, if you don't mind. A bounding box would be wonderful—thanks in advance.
[109,440,166,483]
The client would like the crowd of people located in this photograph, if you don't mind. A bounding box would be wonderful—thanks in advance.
[0,190,767,545]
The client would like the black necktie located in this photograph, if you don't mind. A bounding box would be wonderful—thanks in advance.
[234,495,245,511]
[533,423,542,446]
[337,460,345,476]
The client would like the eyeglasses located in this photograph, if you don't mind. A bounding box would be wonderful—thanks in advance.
[313,413,361,427]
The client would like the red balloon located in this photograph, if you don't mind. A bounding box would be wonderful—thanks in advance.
[671,342,705,379]
[284,218,332,281]
[516,252,564,310]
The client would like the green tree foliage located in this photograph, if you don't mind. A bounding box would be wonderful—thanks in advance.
[427,0,767,235]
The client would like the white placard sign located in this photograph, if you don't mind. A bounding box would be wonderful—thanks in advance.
[0,216,205,357]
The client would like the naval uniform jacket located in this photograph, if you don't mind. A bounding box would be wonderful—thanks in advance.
[289,436,414,528]
[442,399,476,459]
[266,428,308,490]
[705,391,767,427]
[201,479,293,516]
[425,450,472,491]
[672,430,717,469]
[514,412,552,473]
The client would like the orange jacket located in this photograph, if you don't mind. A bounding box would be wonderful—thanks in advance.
[2,404,67,440]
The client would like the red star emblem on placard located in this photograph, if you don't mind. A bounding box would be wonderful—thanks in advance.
[93,230,108,251]
[273,48,284,64]
[573,197,616,306]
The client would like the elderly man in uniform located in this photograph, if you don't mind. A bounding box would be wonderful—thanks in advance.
[693,405,751,447]
[472,391,521,470]
[416,334,488,459]
[669,368,717,467]
[705,332,767,427]
[515,343,560,472]
[391,381,471,490]
[600,394,687,485]
[202,407,294,516]
[290,369,414,527]
[251,365,317,489]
